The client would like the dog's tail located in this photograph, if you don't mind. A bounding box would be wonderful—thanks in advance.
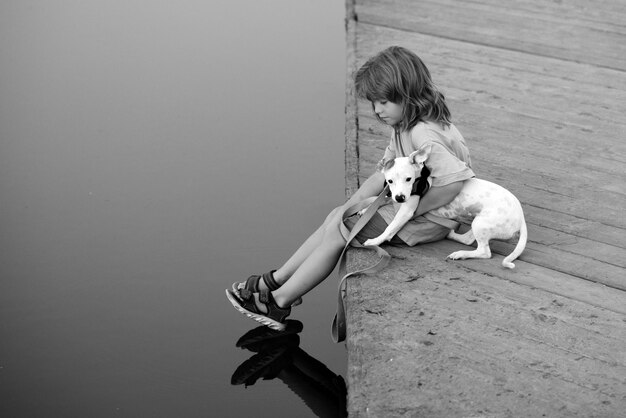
[502,212,527,269]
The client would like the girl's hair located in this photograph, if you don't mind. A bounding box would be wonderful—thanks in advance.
[354,46,451,131]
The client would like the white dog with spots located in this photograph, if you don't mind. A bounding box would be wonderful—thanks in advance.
[364,144,527,268]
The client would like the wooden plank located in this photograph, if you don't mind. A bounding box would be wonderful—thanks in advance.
[356,0,626,70]
[522,204,625,250]
[489,238,626,291]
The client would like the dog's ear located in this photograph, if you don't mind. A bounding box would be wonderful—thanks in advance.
[409,144,432,165]
[382,159,395,172]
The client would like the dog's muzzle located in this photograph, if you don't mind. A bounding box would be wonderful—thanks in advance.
[394,194,406,203]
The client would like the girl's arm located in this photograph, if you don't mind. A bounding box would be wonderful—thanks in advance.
[413,180,464,217]
[343,171,385,209]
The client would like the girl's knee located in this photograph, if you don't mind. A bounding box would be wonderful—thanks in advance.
[322,222,347,248]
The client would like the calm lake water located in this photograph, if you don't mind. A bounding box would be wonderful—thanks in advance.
[0,1,348,417]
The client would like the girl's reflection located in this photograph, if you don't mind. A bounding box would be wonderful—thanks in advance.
[231,321,347,418]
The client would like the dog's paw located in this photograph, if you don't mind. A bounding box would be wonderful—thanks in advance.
[364,237,385,247]
[357,207,369,216]
[447,251,467,260]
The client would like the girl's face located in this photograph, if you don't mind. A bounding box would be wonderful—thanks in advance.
[372,100,403,126]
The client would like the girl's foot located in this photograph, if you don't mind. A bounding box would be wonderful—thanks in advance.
[226,288,291,331]
[232,271,302,306]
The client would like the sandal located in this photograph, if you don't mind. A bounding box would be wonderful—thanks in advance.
[232,271,302,306]
[225,288,291,331]
[232,271,279,295]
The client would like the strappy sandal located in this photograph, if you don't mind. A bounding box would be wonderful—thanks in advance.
[232,271,278,295]
[225,288,291,331]
[232,271,302,306]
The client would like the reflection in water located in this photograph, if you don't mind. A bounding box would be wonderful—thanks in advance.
[231,321,347,418]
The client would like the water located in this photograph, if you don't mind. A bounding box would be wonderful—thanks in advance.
[0,1,347,417]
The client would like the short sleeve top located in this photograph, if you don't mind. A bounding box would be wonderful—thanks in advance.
[376,121,474,187]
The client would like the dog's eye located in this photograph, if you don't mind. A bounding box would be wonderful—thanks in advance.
[387,179,393,184]
[406,177,412,182]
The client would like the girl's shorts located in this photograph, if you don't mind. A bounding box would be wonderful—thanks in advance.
[343,211,450,246]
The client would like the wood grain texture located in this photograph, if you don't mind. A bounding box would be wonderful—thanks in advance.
[356,0,626,70]
[344,0,626,416]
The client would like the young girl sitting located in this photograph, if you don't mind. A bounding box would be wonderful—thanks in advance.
[226,46,475,331]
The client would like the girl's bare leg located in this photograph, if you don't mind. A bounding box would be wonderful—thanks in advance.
[273,207,343,283]
[247,207,343,291]
[272,227,345,307]
[251,208,347,311]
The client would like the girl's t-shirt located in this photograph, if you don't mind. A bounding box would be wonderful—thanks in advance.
[377,121,474,187]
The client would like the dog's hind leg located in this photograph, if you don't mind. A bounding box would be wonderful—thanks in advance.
[446,229,475,246]
[447,218,492,261]
[447,240,491,260]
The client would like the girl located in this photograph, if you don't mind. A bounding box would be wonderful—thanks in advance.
[226,46,475,331]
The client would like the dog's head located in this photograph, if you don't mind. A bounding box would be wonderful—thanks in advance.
[382,144,431,203]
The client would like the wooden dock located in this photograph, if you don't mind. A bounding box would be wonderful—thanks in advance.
[343,0,626,416]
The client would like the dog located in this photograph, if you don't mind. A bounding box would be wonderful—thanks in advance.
[363,144,527,269]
